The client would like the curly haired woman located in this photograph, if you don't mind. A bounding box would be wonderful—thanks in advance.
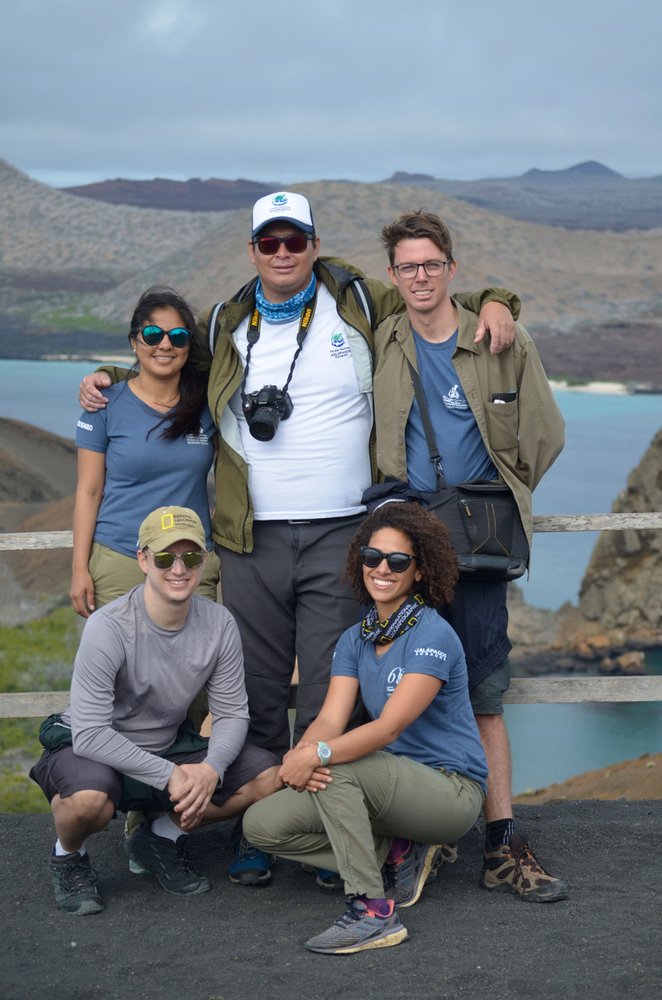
[243,502,487,955]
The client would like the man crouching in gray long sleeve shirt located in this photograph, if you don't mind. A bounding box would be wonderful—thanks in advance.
[30,506,281,916]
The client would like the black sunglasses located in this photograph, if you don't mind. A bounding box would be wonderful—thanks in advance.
[360,546,416,573]
[253,234,312,256]
[140,325,191,348]
[149,549,205,570]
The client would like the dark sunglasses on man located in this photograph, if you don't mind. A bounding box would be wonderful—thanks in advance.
[253,234,313,256]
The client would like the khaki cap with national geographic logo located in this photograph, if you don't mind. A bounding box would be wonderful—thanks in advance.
[138,507,207,552]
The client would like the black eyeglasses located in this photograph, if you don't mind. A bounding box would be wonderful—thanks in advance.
[253,234,313,256]
[140,325,191,348]
[149,549,205,570]
[360,546,416,573]
[392,260,451,279]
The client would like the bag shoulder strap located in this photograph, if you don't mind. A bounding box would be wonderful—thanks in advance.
[207,301,225,355]
[348,276,375,328]
[206,276,259,355]
[407,360,445,486]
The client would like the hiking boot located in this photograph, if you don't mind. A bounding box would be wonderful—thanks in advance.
[125,823,210,895]
[305,898,408,955]
[482,832,569,902]
[50,851,104,916]
[301,863,342,890]
[384,841,440,908]
[427,842,458,881]
[228,837,272,886]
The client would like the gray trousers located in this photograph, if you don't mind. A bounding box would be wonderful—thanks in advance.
[217,515,365,757]
[243,752,484,898]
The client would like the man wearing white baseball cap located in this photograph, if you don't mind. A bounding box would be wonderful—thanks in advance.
[79,191,521,886]
[30,506,281,915]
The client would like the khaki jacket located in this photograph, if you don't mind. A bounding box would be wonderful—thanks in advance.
[373,300,565,545]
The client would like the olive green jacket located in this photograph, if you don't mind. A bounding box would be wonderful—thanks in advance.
[373,301,565,545]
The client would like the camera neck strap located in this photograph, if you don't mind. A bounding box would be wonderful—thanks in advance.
[240,287,318,402]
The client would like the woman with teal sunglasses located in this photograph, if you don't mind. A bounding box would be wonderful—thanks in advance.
[70,286,219,619]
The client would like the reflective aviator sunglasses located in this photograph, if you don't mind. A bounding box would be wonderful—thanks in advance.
[360,546,416,573]
[140,325,191,348]
[149,550,205,570]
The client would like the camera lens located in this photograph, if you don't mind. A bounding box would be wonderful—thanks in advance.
[248,406,281,441]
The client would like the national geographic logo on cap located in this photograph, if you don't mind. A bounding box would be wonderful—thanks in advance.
[138,506,207,552]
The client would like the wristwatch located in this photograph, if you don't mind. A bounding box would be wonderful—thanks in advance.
[316,741,333,765]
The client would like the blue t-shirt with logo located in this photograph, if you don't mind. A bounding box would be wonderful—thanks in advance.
[406,328,497,490]
[331,606,488,791]
[75,382,216,557]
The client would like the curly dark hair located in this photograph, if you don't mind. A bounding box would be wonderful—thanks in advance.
[345,502,458,609]
[128,285,207,441]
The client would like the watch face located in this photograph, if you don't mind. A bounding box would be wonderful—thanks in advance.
[317,742,331,763]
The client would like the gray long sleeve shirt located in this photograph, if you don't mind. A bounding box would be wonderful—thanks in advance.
[61,587,249,789]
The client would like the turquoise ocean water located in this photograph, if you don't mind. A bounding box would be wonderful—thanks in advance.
[1,359,661,792]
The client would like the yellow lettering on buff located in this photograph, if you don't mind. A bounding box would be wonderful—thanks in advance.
[160,513,175,530]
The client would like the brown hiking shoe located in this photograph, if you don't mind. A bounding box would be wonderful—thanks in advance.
[428,842,458,879]
[482,833,569,902]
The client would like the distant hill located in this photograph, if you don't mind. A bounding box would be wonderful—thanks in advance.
[520,160,623,182]
[2,160,662,382]
[62,176,279,212]
[0,159,225,290]
[58,161,662,230]
[383,161,662,230]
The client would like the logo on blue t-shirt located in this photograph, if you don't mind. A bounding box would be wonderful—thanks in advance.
[386,665,404,695]
[442,384,468,410]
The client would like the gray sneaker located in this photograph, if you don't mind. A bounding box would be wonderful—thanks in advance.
[304,898,408,955]
[125,823,210,895]
[50,851,104,916]
[384,841,440,908]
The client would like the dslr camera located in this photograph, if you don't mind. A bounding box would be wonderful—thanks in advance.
[242,385,294,441]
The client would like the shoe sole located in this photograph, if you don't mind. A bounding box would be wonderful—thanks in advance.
[306,926,409,954]
[395,844,442,909]
[481,879,570,902]
[228,870,272,886]
[301,864,341,890]
[128,857,150,876]
[57,897,104,915]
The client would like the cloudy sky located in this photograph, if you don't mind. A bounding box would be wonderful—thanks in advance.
[2,0,659,188]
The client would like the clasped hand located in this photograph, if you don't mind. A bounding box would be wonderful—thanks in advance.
[167,762,219,830]
[278,742,332,793]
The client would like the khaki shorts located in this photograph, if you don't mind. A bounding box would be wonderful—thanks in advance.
[89,541,220,607]
[469,657,511,715]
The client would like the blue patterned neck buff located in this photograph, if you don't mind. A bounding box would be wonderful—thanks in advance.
[255,274,317,324]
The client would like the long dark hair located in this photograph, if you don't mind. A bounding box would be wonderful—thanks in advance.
[128,286,207,439]
[345,502,459,608]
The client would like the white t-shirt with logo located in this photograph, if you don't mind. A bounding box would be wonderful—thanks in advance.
[229,284,372,519]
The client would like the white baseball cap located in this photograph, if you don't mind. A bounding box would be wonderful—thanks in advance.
[251,191,315,237]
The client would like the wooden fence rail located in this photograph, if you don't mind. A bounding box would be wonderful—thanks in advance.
[2,512,661,717]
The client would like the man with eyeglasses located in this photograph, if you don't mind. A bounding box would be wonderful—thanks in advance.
[79,190,520,886]
[374,211,568,902]
[30,506,281,915]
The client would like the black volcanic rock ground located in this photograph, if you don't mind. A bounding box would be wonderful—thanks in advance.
[1,802,660,1000]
